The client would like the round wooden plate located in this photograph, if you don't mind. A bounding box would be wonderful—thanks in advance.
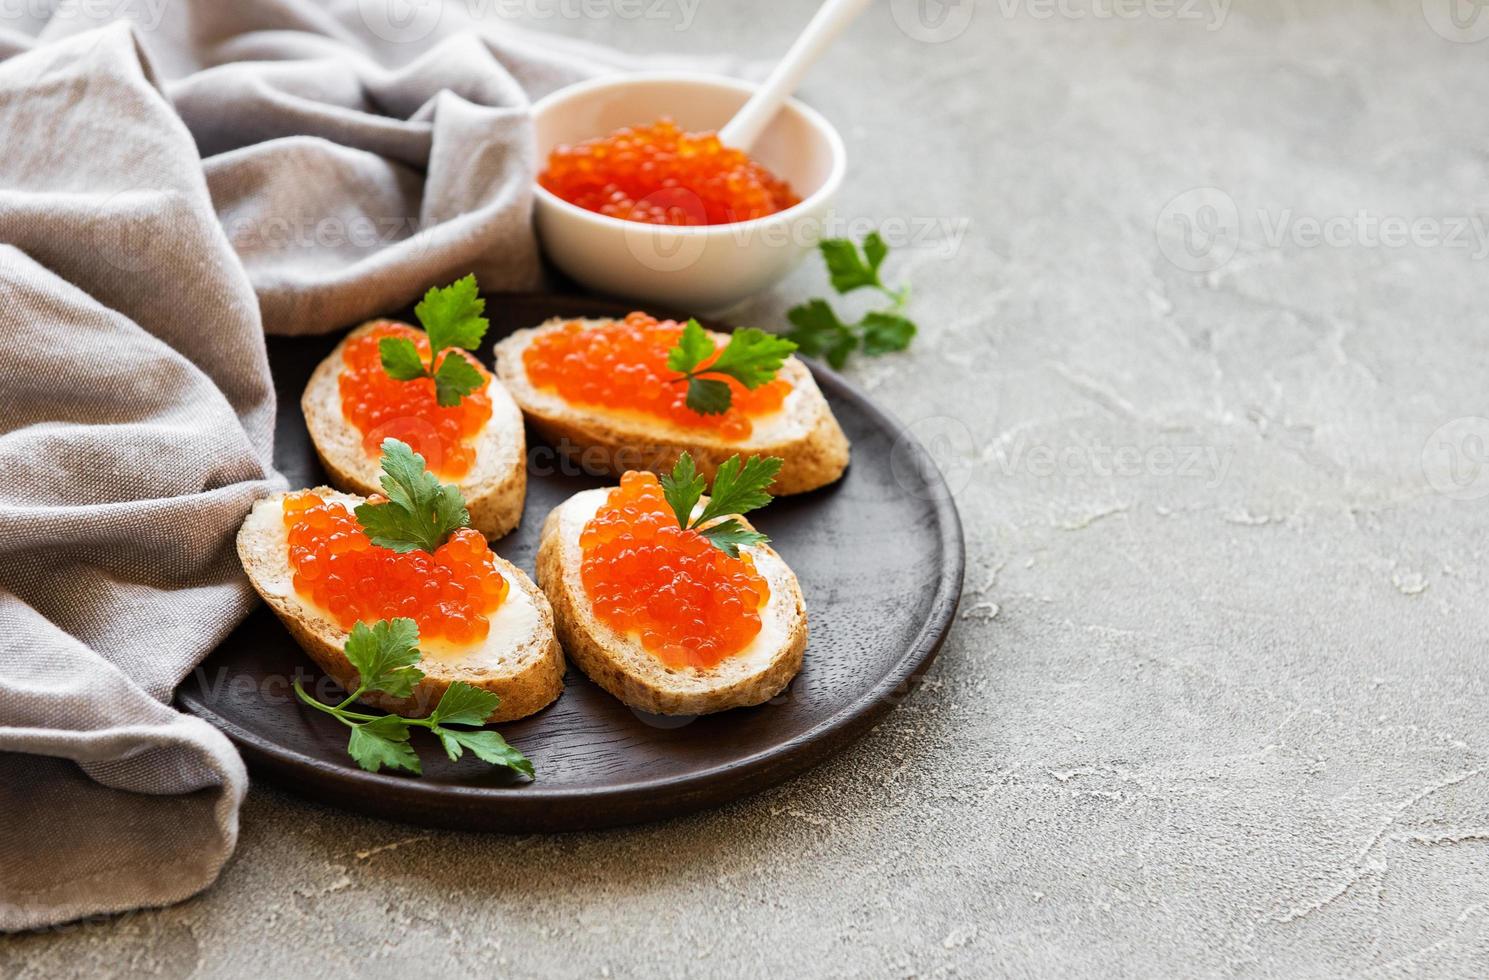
[177,294,964,832]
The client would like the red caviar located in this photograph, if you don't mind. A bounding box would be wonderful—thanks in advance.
[523,312,791,441]
[282,490,509,645]
[539,117,800,226]
[338,322,492,478]
[579,471,769,669]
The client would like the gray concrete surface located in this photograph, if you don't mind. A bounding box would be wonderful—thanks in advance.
[8,0,1489,976]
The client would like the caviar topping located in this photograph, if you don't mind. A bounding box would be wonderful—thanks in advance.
[283,490,508,645]
[340,322,491,478]
[539,117,800,226]
[523,312,793,440]
[339,275,492,478]
[580,471,770,669]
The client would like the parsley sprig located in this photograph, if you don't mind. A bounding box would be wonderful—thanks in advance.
[291,618,533,777]
[379,274,489,407]
[666,319,797,415]
[658,452,783,557]
[354,438,469,553]
[786,232,918,369]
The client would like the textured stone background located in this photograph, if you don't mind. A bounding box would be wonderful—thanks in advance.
[8,0,1489,976]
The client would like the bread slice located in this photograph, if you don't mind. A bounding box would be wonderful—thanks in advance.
[535,487,807,716]
[493,317,849,495]
[303,321,527,539]
[237,487,565,722]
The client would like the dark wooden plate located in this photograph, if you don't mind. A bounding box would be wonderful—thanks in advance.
[176,293,964,832]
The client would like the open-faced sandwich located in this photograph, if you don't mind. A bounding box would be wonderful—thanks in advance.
[537,451,807,715]
[494,313,849,495]
[303,275,527,538]
[238,439,565,726]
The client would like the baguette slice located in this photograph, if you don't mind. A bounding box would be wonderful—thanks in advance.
[494,317,849,495]
[303,321,527,539]
[535,487,807,716]
[238,487,565,723]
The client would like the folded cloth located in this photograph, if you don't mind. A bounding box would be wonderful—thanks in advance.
[0,1,741,932]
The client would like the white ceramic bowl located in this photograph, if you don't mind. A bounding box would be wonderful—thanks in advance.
[531,71,846,314]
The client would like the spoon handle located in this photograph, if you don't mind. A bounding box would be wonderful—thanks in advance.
[718,0,872,151]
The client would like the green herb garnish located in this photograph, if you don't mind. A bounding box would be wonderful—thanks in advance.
[354,438,469,554]
[658,451,783,557]
[786,232,918,369]
[378,274,489,407]
[665,319,797,416]
[292,618,533,777]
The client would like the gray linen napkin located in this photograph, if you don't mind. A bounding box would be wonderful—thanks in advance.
[0,1,743,931]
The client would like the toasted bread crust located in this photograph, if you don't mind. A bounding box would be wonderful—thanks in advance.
[535,494,807,716]
[494,318,849,495]
[238,488,564,723]
[303,321,527,539]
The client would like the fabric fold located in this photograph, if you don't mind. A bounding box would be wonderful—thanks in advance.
[0,25,270,932]
[0,0,746,932]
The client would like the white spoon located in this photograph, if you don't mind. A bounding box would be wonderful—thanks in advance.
[717,0,872,151]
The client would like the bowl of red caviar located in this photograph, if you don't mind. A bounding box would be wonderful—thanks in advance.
[531,71,846,312]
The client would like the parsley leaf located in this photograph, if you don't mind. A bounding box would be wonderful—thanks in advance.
[785,233,918,369]
[658,452,782,557]
[786,299,857,369]
[343,619,425,697]
[347,715,421,775]
[379,336,427,381]
[821,235,884,294]
[665,319,797,416]
[375,274,489,407]
[685,377,733,415]
[438,729,534,777]
[696,517,770,559]
[354,438,469,554]
[430,681,500,727]
[696,454,783,526]
[660,451,706,529]
[863,231,889,272]
[860,310,918,355]
[665,318,716,375]
[707,328,797,388]
[433,351,485,407]
[292,618,533,778]
[416,274,488,353]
